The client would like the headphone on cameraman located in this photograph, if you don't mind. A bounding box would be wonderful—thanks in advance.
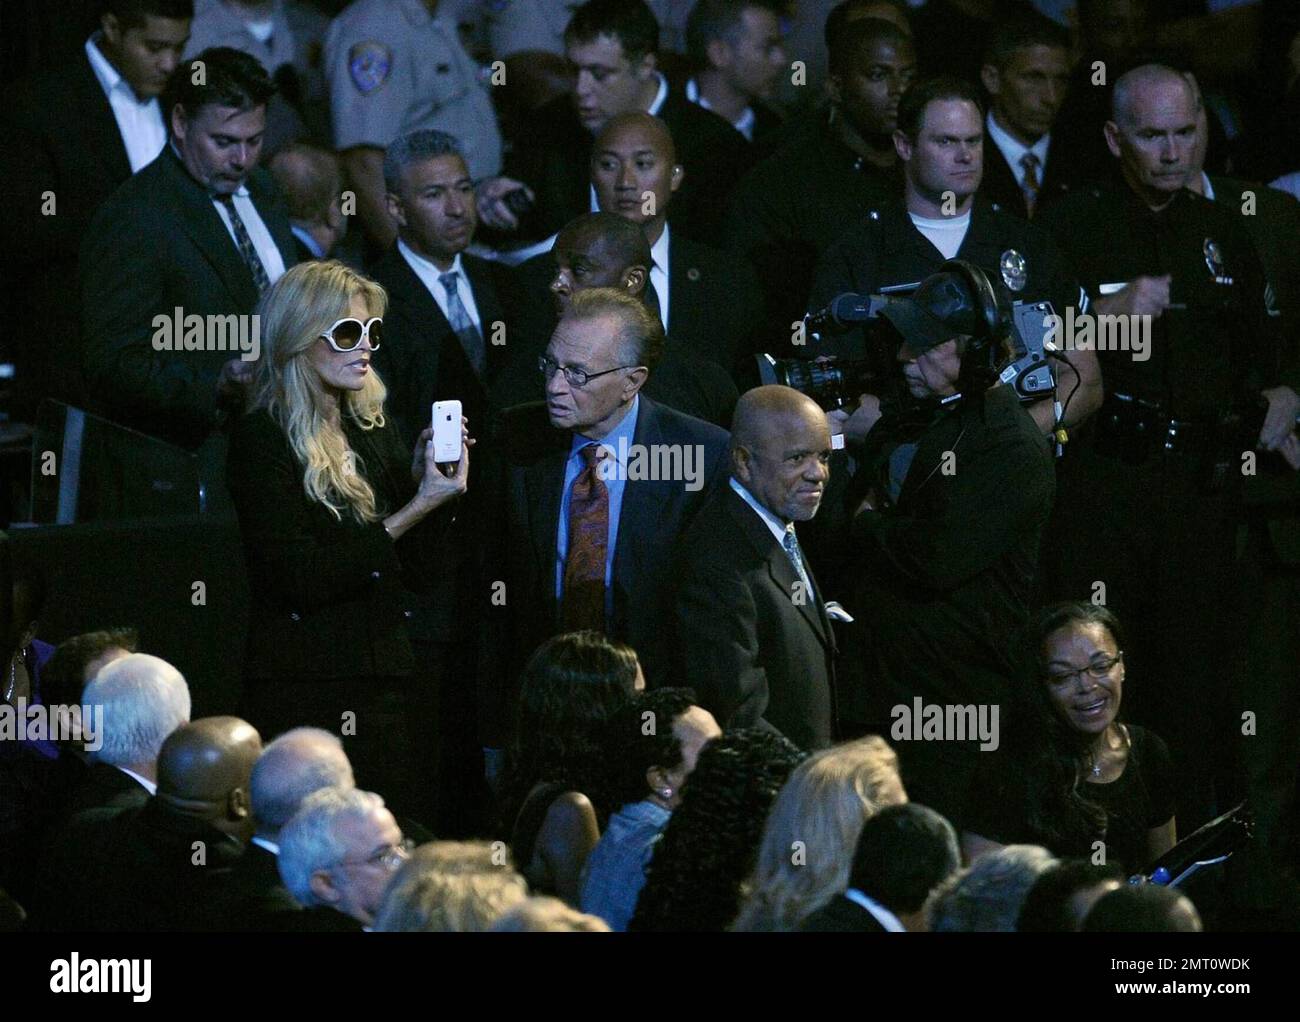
[933,259,1015,390]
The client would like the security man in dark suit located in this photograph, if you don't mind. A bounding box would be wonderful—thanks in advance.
[588,112,763,374]
[810,74,1103,436]
[978,11,1084,221]
[839,262,1056,825]
[672,385,837,750]
[486,287,729,748]
[494,213,741,427]
[4,0,193,419]
[724,17,913,344]
[1036,64,1300,831]
[502,0,749,247]
[367,128,512,836]
[80,47,298,462]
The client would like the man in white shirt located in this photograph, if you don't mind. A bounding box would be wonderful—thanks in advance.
[5,0,192,417]
[979,11,1075,220]
[682,0,786,146]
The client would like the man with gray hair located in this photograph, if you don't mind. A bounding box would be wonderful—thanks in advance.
[1037,63,1300,831]
[925,844,1057,932]
[66,652,192,818]
[277,786,409,930]
[220,727,355,929]
[368,128,515,837]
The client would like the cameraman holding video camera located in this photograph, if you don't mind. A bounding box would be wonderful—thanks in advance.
[830,262,1056,825]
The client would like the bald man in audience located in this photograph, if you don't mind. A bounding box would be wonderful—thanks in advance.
[39,716,262,931]
[672,385,838,749]
[590,112,763,374]
[267,142,347,261]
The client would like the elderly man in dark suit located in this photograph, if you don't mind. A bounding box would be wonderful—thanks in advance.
[502,0,749,247]
[672,385,837,750]
[80,45,297,458]
[4,0,193,419]
[486,287,729,747]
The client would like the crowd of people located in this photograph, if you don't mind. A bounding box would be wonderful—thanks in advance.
[1,0,1298,933]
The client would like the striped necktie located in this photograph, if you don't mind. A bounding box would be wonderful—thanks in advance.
[214,192,270,294]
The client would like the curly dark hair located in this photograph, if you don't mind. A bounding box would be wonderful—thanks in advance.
[608,687,699,808]
[628,728,806,932]
[1007,601,1129,852]
[500,631,640,832]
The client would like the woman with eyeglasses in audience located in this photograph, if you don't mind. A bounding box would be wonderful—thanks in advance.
[960,602,1177,874]
[227,260,469,820]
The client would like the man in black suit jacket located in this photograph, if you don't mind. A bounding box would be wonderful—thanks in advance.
[3,1,192,419]
[486,287,729,746]
[37,716,261,932]
[80,46,297,454]
[502,0,749,247]
[978,12,1083,221]
[673,385,837,750]
[589,112,763,375]
[495,213,740,427]
[800,803,961,932]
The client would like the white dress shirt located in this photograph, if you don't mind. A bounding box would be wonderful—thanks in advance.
[986,110,1051,192]
[85,34,167,173]
[397,241,483,332]
[730,477,791,546]
[650,224,670,333]
[685,77,756,141]
[209,178,288,286]
[116,766,157,796]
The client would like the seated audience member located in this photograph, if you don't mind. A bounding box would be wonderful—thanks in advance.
[39,628,138,716]
[277,787,410,931]
[502,632,642,906]
[70,652,193,816]
[497,213,741,427]
[579,688,721,930]
[733,736,908,931]
[373,842,530,932]
[926,844,1058,933]
[81,46,298,453]
[223,726,357,930]
[962,603,1178,875]
[800,803,962,932]
[682,0,787,151]
[489,896,612,932]
[226,259,469,821]
[1082,883,1204,933]
[1016,860,1125,932]
[40,716,262,931]
[267,143,348,262]
[589,112,764,374]
[3,569,54,759]
[629,728,806,932]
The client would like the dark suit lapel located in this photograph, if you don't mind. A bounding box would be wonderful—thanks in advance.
[612,398,672,600]
[74,53,132,185]
[983,144,1026,218]
[247,170,301,270]
[159,150,260,309]
[526,437,569,624]
[465,254,507,382]
[725,487,832,649]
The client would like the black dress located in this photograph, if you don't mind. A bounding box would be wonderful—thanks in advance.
[226,407,449,818]
[961,725,1177,874]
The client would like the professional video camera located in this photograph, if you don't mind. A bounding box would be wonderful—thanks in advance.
[757,261,1059,428]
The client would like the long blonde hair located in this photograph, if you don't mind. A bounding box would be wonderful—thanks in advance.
[731,736,908,932]
[248,260,389,522]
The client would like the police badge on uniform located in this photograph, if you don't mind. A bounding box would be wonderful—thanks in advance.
[348,41,393,94]
[1203,237,1233,286]
[1000,249,1028,292]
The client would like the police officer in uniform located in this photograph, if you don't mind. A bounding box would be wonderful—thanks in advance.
[325,0,508,250]
[809,75,1102,438]
[1036,64,1300,833]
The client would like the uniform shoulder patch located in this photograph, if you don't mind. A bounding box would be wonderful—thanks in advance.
[348,41,393,94]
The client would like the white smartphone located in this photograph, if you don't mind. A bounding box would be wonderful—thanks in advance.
[431,400,462,463]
